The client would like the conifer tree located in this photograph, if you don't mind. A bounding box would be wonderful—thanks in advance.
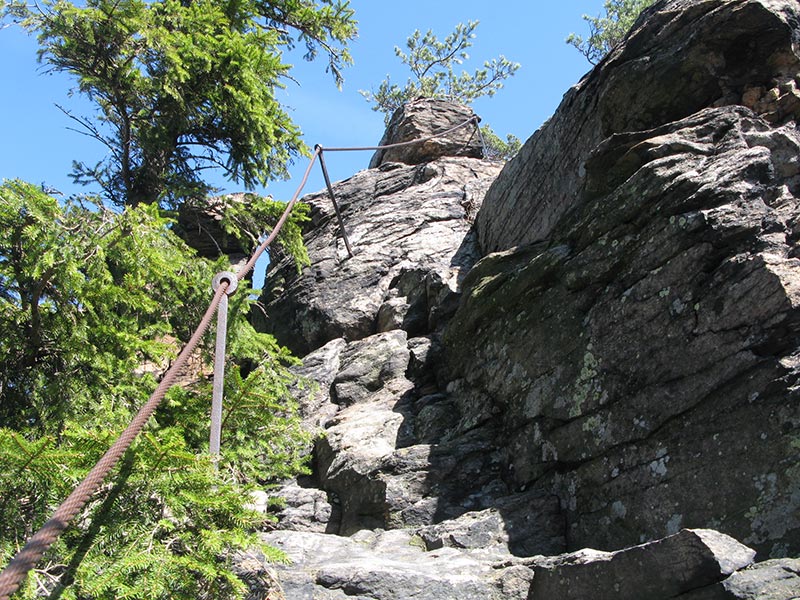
[361,20,521,160]
[5,0,357,207]
[361,20,519,121]
[0,180,311,598]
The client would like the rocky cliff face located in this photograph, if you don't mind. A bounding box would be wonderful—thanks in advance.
[248,1,800,598]
[452,0,800,560]
[476,0,800,253]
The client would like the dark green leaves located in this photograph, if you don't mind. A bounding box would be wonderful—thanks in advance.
[18,0,357,206]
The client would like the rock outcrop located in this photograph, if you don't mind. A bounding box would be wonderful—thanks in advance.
[177,193,250,259]
[248,0,800,597]
[528,529,756,599]
[259,150,501,356]
[261,529,533,600]
[368,99,483,169]
[447,104,800,557]
[447,0,800,560]
[477,0,800,253]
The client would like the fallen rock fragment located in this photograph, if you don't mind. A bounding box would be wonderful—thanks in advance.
[529,529,756,600]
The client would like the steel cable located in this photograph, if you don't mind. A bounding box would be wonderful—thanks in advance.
[0,114,478,598]
[319,114,479,153]
[0,147,325,600]
[0,283,228,600]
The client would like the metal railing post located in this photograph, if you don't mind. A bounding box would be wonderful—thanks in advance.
[315,145,354,258]
[210,271,238,464]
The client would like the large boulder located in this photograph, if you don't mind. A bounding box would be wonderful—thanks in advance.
[682,557,800,599]
[369,99,484,168]
[529,529,755,599]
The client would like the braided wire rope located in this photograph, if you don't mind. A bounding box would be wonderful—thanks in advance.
[0,114,479,598]
[0,284,228,600]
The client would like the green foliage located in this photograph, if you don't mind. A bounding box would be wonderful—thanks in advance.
[0,426,290,599]
[360,20,520,123]
[480,125,522,161]
[0,180,311,598]
[216,193,311,274]
[0,180,207,430]
[7,0,356,207]
[566,0,656,65]
[163,361,312,486]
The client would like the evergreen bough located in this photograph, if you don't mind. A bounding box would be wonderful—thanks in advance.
[567,0,656,65]
[0,180,312,598]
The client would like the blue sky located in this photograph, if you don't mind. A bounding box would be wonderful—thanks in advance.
[0,1,606,204]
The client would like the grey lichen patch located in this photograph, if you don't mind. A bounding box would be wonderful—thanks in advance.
[670,297,687,315]
[542,440,558,463]
[744,466,800,550]
[568,345,606,419]
[649,448,670,478]
[611,500,627,519]
[666,513,683,535]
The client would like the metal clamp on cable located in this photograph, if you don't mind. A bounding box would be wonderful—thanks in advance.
[211,271,239,295]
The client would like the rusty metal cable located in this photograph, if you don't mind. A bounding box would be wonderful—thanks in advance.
[316,147,354,258]
[237,146,322,282]
[0,113,481,598]
[313,115,479,259]
[0,283,229,600]
[0,148,325,599]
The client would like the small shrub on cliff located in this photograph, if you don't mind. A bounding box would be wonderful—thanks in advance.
[479,126,522,161]
[360,20,521,160]
[567,0,656,64]
[360,20,520,119]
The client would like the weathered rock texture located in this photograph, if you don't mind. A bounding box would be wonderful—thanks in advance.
[368,99,483,169]
[528,529,755,599]
[477,0,800,253]
[260,111,564,549]
[248,0,800,597]
[253,99,565,597]
[448,104,800,557]
[259,152,502,356]
[446,0,800,561]
[177,193,249,258]
[260,529,532,600]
